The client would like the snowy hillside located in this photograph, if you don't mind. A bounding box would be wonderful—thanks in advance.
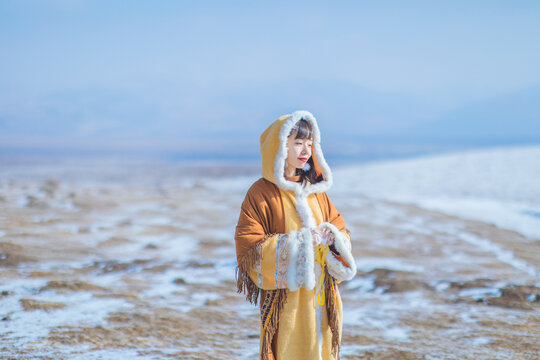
[333,145,540,240]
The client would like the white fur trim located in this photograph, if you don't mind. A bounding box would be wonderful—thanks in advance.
[286,229,316,291]
[287,230,300,291]
[301,227,316,290]
[318,222,357,282]
[296,194,317,229]
[273,110,333,229]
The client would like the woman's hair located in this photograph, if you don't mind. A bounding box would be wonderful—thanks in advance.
[291,119,323,185]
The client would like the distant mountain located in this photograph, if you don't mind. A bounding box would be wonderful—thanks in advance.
[399,85,540,144]
[1,81,538,157]
[0,78,439,143]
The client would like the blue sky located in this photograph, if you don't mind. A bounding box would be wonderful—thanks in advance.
[1,1,539,159]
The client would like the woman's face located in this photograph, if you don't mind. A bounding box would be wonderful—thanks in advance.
[286,130,313,170]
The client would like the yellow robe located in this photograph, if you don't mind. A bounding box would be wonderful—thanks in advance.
[251,188,345,359]
[235,111,357,360]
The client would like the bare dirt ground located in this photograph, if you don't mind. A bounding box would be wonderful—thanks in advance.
[0,161,539,359]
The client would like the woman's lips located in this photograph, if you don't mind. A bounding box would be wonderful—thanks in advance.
[299,157,308,162]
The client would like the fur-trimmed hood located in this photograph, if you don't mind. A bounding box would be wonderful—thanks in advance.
[259,110,333,197]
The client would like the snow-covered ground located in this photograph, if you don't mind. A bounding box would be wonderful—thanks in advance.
[0,145,539,359]
[333,144,540,240]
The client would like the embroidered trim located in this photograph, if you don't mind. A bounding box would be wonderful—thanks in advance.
[295,231,307,289]
[275,234,289,288]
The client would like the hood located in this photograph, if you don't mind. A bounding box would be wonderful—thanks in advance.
[260,110,333,197]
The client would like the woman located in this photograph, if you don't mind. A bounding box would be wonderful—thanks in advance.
[235,110,356,360]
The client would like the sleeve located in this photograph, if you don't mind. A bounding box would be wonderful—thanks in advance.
[249,229,316,291]
[316,193,357,282]
[235,185,316,297]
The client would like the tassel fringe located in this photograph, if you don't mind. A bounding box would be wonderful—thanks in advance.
[261,289,287,360]
[325,268,340,358]
[236,234,277,304]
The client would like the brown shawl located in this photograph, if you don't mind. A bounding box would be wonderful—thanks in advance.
[235,177,348,358]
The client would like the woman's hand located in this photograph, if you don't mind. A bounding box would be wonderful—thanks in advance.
[322,228,335,246]
[311,228,323,246]
[311,228,335,246]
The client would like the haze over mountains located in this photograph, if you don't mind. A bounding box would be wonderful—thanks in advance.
[1,1,539,161]
[401,85,540,143]
[2,81,538,161]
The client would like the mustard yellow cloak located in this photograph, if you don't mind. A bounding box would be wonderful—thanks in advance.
[235,111,356,360]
